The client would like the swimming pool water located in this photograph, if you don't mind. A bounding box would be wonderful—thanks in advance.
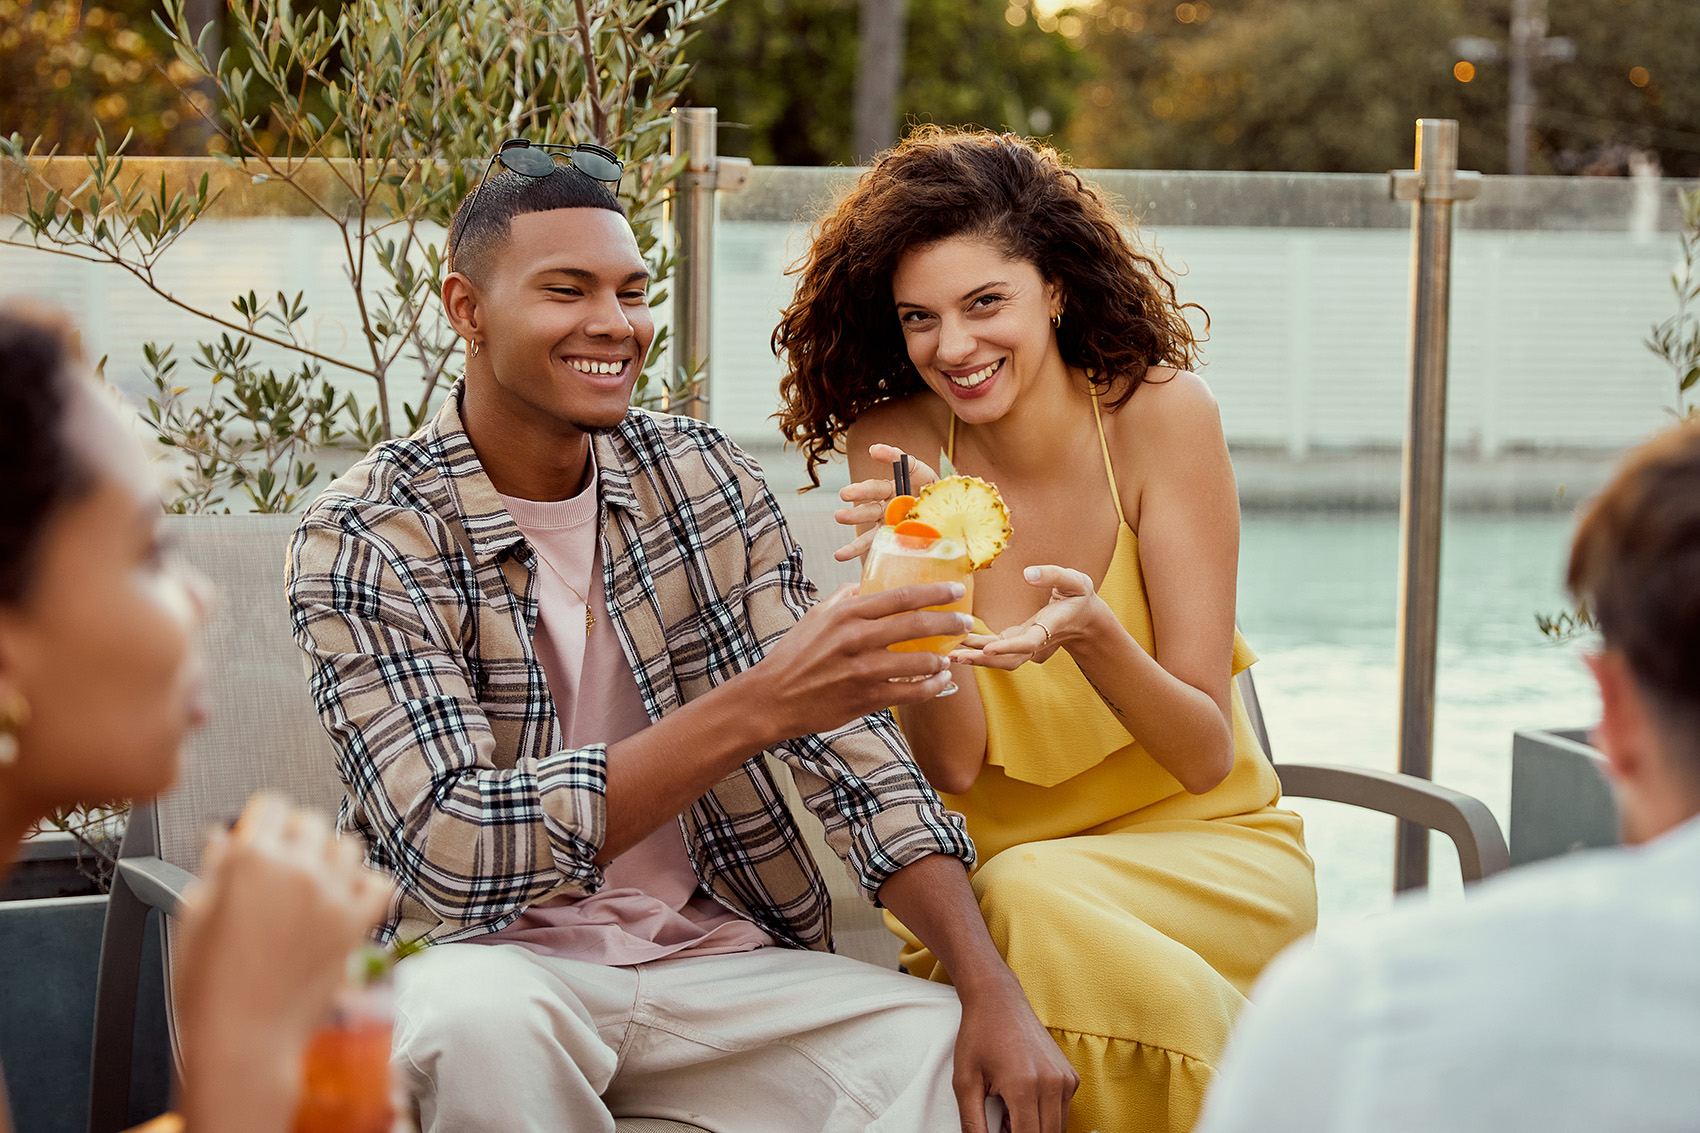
[1237,512,1599,930]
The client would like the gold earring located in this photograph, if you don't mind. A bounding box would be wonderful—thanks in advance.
[0,691,31,768]
[472,340,481,358]
[1051,312,1062,329]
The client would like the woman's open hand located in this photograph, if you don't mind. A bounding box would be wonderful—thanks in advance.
[951,565,1107,671]
[834,443,940,562]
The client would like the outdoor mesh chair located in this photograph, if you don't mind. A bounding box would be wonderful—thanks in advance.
[88,509,1507,1133]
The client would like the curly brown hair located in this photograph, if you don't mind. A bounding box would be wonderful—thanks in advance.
[773,126,1205,486]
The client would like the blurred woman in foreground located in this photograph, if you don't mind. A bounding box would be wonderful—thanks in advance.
[0,306,390,1132]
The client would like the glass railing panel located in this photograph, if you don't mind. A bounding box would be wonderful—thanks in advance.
[1,156,453,447]
[716,167,1690,465]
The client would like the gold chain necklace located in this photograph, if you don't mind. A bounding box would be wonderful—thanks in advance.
[528,543,597,632]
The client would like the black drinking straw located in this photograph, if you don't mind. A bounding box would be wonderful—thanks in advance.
[893,455,912,497]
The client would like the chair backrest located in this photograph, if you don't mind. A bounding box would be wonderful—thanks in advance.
[782,506,862,593]
[158,514,344,876]
[1237,667,1274,763]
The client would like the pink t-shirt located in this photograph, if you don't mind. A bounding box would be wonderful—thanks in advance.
[477,461,773,964]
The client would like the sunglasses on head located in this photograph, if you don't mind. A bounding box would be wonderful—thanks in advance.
[448,138,625,268]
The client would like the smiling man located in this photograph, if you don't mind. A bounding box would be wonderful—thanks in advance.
[285,157,1074,1131]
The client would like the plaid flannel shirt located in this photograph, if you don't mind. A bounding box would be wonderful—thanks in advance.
[286,382,973,948]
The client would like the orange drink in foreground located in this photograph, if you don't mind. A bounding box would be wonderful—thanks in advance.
[860,523,975,654]
[291,977,394,1133]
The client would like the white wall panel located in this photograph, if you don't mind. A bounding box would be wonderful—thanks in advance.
[0,215,1683,456]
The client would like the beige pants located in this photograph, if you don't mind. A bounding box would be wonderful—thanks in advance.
[392,942,964,1133]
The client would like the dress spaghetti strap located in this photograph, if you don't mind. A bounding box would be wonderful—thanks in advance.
[1091,396,1128,527]
[949,398,1127,526]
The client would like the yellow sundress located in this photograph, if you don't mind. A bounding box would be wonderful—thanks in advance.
[887,399,1318,1133]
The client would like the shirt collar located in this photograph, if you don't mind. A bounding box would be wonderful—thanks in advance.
[425,379,647,565]
[592,429,643,519]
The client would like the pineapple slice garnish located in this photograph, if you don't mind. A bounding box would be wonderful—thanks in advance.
[908,475,1012,572]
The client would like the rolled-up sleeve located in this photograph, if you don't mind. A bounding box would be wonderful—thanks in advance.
[287,504,608,942]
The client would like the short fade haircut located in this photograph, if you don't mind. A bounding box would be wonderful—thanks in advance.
[1568,418,1700,778]
[446,164,625,285]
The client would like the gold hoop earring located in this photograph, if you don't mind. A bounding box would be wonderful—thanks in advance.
[472,340,481,358]
[0,691,31,768]
[1051,312,1062,329]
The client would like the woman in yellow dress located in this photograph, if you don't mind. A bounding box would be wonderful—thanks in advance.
[774,128,1318,1133]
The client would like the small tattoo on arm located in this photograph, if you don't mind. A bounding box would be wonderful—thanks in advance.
[1082,673,1126,719]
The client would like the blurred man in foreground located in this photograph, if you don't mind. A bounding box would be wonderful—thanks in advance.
[1198,419,1700,1133]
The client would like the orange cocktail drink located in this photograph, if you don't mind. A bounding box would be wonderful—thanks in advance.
[860,523,974,655]
[291,980,394,1133]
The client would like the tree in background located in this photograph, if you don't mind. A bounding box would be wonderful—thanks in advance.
[686,0,1087,166]
[1065,0,1481,172]
[1534,0,1700,176]
[1064,0,1700,175]
[0,0,205,153]
[5,0,716,512]
[853,0,907,162]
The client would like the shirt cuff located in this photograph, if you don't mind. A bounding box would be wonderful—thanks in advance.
[850,801,977,905]
[536,743,612,890]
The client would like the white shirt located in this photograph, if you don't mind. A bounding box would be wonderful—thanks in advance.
[1198,814,1700,1133]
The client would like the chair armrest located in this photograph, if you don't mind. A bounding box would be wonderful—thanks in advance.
[116,856,197,918]
[1274,762,1510,883]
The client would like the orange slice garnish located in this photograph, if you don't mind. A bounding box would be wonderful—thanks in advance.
[892,519,942,548]
[884,494,918,528]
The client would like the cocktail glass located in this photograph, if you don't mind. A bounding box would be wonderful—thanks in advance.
[859,524,975,671]
[291,975,395,1133]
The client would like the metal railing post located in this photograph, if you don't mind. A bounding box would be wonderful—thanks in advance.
[1388,120,1481,892]
[669,107,750,421]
